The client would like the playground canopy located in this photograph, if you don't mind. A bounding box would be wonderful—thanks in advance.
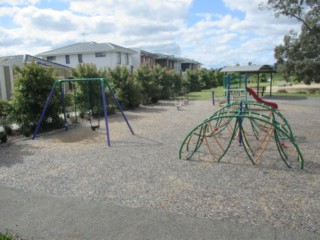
[220,65,275,97]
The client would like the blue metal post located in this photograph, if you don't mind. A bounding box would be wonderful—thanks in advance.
[238,101,243,146]
[100,79,111,147]
[60,82,68,131]
[212,91,215,106]
[227,75,231,104]
[73,81,78,123]
[32,81,58,140]
[244,73,248,102]
[105,80,134,135]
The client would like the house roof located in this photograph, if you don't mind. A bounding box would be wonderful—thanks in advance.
[38,42,137,56]
[0,54,70,69]
[176,57,201,65]
[220,65,275,73]
[152,54,201,65]
[130,48,159,58]
[154,53,176,60]
[141,50,158,57]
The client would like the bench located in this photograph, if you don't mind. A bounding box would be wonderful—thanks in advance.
[250,86,266,96]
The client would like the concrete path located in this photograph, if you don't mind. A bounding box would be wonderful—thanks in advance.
[0,185,318,240]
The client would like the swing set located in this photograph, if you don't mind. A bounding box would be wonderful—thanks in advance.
[32,78,134,146]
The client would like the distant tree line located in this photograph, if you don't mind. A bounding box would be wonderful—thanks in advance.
[0,62,223,137]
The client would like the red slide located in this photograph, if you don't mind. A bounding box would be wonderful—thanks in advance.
[246,87,278,109]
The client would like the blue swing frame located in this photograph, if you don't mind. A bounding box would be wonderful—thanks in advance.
[32,78,134,146]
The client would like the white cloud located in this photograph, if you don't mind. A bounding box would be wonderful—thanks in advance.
[0,7,20,17]
[0,0,39,6]
[14,6,78,31]
[177,0,302,68]
[0,0,304,68]
[67,0,192,19]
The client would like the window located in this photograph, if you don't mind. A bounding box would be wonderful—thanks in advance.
[47,56,56,61]
[78,54,83,63]
[95,52,106,58]
[125,53,129,65]
[65,55,70,64]
[117,52,121,64]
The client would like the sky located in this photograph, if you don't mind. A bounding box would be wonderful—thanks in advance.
[0,0,301,68]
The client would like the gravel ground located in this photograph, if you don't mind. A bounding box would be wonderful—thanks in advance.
[0,97,320,235]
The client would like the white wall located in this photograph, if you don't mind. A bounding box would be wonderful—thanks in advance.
[0,67,6,100]
[131,49,142,69]
[48,52,134,70]
[174,61,182,73]
[0,66,14,100]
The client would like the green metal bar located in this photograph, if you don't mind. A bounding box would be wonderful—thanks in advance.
[179,109,304,169]
[218,118,239,162]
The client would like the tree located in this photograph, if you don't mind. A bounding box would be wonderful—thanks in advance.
[108,65,141,109]
[211,69,224,87]
[262,0,320,37]
[71,63,116,115]
[262,0,320,83]
[154,65,182,99]
[184,69,202,92]
[169,70,183,97]
[199,69,218,89]
[10,62,62,135]
[134,64,162,104]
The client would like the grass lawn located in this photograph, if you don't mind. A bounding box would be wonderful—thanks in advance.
[186,88,223,100]
[186,85,320,101]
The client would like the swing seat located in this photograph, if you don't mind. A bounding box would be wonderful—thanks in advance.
[91,125,100,131]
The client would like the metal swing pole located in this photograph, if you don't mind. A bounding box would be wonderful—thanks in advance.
[32,80,58,140]
[105,79,134,135]
[60,81,68,131]
[73,81,78,123]
[100,79,111,147]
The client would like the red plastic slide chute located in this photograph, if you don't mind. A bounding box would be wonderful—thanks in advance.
[246,87,278,109]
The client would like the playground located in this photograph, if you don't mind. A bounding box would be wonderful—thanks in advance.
[0,96,320,235]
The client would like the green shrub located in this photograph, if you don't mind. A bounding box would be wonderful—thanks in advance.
[4,125,13,135]
[0,100,11,116]
[10,62,62,132]
[134,64,162,104]
[108,66,141,109]
[20,124,32,137]
[0,100,13,136]
[71,63,116,115]
[153,65,180,99]
[0,231,13,240]
[184,69,202,92]
[0,133,7,143]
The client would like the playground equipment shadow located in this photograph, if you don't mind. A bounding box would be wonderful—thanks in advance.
[0,142,35,168]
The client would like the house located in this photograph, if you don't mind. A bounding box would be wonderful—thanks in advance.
[130,49,202,73]
[37,42,137,70]
[0,54,71,100]
[153,54,201,73]
[131,49,157,69]
[177,57,202,72]
[154,53,178,72]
